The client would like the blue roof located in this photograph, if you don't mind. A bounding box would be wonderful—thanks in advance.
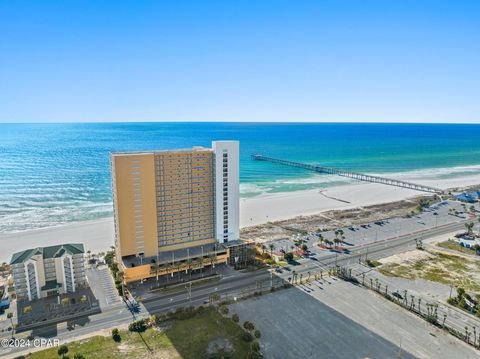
[455,193,477,203]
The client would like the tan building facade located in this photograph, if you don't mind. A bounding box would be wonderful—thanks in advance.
[10,244,86,301]
[110,141,239,283]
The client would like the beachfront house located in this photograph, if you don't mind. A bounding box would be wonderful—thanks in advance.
[10,243,86,301]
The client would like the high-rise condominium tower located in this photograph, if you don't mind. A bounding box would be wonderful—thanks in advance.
[110,140,239,282]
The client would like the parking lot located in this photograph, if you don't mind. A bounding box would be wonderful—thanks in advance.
[265,200,478,258]
[86,265,122,309]
[230,279,478,359]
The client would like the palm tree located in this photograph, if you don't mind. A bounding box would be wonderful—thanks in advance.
[318,234,324,247]
[269,243,275,257]
[333,238,339,248]
[261,244,266,256]
[209,253,217,273]
[465,222,474,235]
[165,263,172,284]
[150,264,160,282]
[7,312,14,338]
[116,271,125,297]
[175,261,182,279]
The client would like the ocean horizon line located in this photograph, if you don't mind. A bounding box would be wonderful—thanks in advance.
[2,121,480,125]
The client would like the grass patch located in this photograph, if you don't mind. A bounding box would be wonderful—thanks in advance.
[412,261,426,270]
[422,267,452,284]
[165,308,251,359]
[437,240,478,255]
[25,328,175,359]
[366,259,382,268]
[378,250,480,294]
[379,263,415,280]
[26,308,251,359]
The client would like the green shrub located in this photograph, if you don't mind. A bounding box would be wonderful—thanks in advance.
[251,341,260,352]
[242,331,254,342]
[243,321,255,331]
[219,305,229,315]
[247,350,263,359]
[128,319,147,332]
[284,252,294,262]
[366,259,382,268]
[231,313,239,323]
[447,297,458,305]
[197,305,205,313]
[254,329,261,338]
[57,344,69,356]
[111,328,121,342]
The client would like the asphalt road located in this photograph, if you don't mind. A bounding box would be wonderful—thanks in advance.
[278,218,474,279]
[0,268,270,358]
[2,208,476,358]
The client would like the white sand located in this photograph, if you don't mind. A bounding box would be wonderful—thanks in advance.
[1,174,480,263]
[0,218,115,263]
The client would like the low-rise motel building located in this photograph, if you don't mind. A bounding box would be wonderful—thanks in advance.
[110,141,242,283]
[10,244,87,301]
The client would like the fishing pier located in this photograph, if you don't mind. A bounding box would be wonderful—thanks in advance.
[252,154,443,194]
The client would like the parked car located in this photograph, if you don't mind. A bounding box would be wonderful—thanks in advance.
[392,292,403,300]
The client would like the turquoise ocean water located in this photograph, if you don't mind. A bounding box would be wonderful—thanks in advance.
[1,122,480,233]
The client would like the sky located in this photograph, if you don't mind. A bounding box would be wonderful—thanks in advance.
[0,0,479,123]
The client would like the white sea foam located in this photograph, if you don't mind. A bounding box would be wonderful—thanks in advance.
[3,164,480,234]
[369,164,480,180]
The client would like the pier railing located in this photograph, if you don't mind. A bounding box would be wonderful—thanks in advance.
[252,154,443,194]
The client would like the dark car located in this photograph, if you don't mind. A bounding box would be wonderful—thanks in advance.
[392,292,403,300]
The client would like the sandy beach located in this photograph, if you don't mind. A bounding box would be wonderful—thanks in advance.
[1,174,480,263]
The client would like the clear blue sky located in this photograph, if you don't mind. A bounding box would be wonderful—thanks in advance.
[1,0,479,123]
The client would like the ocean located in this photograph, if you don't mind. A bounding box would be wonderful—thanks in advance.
[1,122,480,233]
